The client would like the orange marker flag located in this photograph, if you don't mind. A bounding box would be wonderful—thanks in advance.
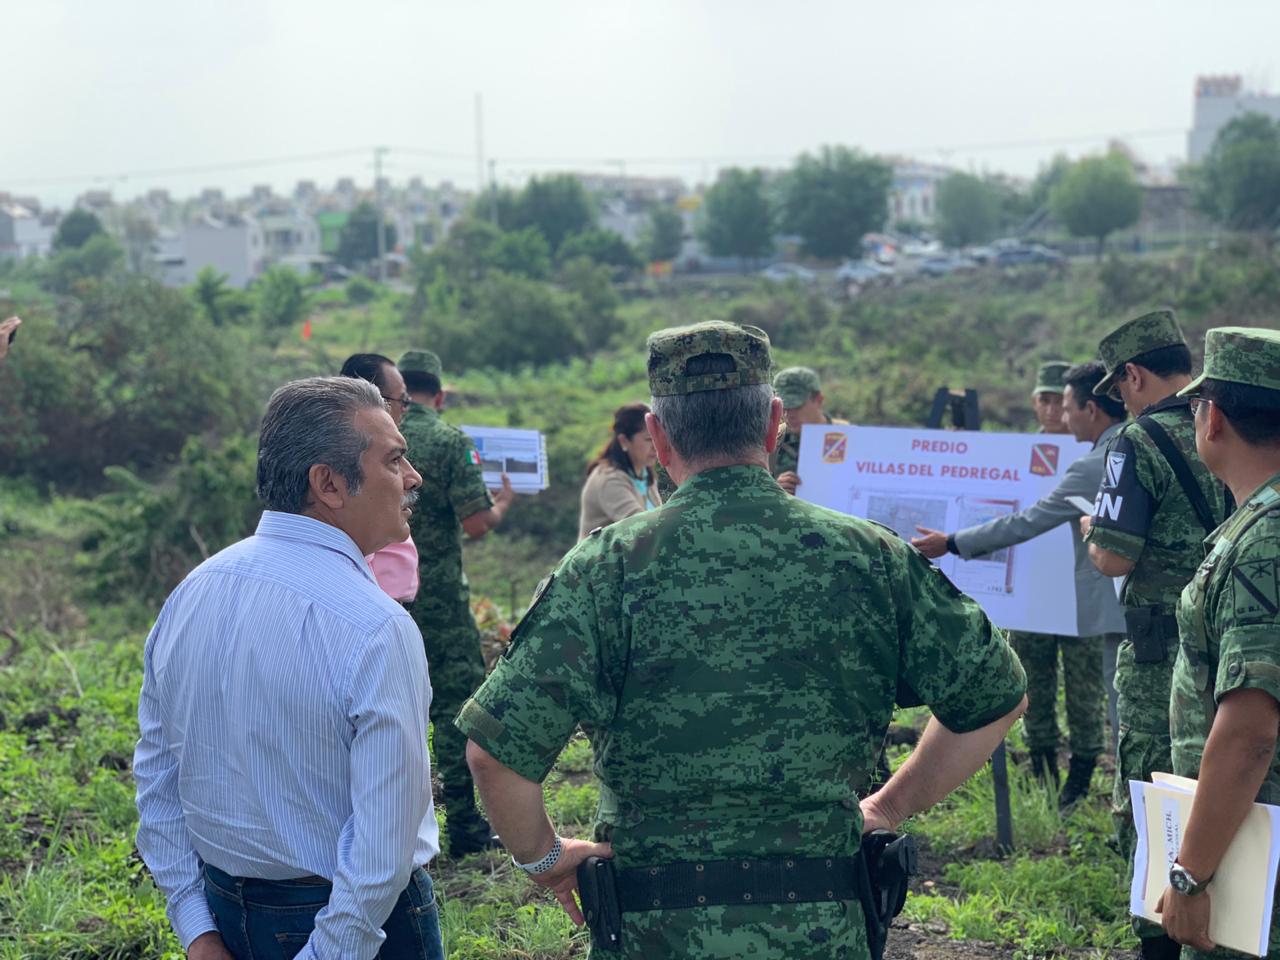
[302,318,312,341]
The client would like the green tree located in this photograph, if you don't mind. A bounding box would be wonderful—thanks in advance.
[46,234,124,294]
[345,275,378,305]
[555,228,640,271]
[1194,112,1280,236]
[781,146,892,259]
[936,173,1002,248]
[472,186,521,229]
[1030,154,1073,211]
[492,226,552,279]
[1050,153,1143,259]
[336,202,397,268]
[641,205,684,263]
[255,266,310,334]
[0,277,253,490]
[514,175,595,252]
[699,168,774,263]
[426,271,584,369]
[52,209,105,251]
[559,256,621,350]
[192,267,251,326]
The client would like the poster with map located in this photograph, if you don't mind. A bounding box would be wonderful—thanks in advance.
[798,424,1091,635]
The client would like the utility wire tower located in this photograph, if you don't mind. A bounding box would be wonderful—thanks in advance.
[374,145,389,284]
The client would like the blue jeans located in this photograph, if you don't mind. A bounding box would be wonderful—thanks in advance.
[203,863,444,960]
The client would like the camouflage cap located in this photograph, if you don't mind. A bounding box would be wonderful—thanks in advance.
[1179,326,1280,397]
[398,349,443,379]
[647,321,772,397]
[1094,309,1186,396]
[774,366,822,409]
[1033,361,1071,395]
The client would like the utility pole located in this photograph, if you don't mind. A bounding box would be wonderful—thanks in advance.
[488,158,498,226]
[474,93,486,197]
[374,145,389,284]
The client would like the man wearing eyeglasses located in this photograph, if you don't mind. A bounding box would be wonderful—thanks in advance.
[1080,310,1231,960]
[340,353,421,604]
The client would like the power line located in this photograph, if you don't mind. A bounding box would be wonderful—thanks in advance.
[2,147,372,188]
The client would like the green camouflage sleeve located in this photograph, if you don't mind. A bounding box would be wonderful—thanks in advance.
[1084,429,1161,564]
[891,541,1027,733]
[449,429,495,521]
[1213,535,1280,709]
[453,547,614,783]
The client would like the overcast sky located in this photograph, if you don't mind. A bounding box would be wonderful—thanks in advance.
[6,0,1279,206]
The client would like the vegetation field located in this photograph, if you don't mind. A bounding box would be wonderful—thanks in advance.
[2,231,1278,958]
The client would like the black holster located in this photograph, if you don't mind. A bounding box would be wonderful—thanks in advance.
[1125,605,1178,664]
[858,831,917,960]
[578,856,623,952]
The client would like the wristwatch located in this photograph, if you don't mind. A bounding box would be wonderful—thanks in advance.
[514,836,563,875]
[1169,861,1212,896]
[945,534,959,555]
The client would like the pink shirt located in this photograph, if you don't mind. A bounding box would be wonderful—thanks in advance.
[365,536,420,602]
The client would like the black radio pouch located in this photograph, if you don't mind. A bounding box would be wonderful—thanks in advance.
[1126,606,1168,664]
[577,855,623,952]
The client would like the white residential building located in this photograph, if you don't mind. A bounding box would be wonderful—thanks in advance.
[0,204,56,259]
[889,160,953,226]
[178,214,264,287]
[1188,75,1280,163]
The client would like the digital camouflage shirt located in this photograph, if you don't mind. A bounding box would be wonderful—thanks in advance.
[456,465,1025,959]
[1171,471,1280,960]
[1085,396,1229,612]
[400,405,493,612]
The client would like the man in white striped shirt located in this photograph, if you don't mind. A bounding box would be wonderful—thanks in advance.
[134,377,443,960]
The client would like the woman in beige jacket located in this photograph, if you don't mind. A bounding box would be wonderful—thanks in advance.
[577,403,661,540]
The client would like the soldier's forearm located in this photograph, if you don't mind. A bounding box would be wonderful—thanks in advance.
[1177,688,1279,881]
[871,699,1027,828]
[465,740,556,864]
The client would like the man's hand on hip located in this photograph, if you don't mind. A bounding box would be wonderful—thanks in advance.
[528,838,614,926]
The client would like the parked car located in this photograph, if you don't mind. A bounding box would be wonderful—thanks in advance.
[760,262,817,283]
[836,259,893,283]
[965,245,997,264]
[919,255,978,277]
[901,238,942,258]
[996,244,1064,266]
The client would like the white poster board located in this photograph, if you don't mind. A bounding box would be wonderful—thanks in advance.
[459,426,549,494]
[796,424,1091,636]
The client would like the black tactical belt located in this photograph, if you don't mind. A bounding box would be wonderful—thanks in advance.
[616,855,859,912]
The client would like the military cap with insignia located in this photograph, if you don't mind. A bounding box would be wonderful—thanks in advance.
[1179,326,1280,398]
[398,349,443,379]
[1093,309,1187,396]
[646,320,772,396]
[773,366,822,409]
[1033,361,1071,395]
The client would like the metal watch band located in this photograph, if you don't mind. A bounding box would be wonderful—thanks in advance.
[515,836,563,875]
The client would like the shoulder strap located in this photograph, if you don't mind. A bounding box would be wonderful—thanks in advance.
[1135,414,1222,536]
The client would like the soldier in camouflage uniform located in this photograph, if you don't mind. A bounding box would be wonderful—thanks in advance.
[769,366,847,496]
[398,349,516,857]
[1157,327,1280,959]
[914,361,1126,810]
[1082,312,1231,960]
[455,321,1028,959]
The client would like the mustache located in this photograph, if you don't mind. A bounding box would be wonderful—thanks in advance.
[401,489,420,510]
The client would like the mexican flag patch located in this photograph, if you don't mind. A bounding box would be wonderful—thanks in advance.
[469,450,482,466]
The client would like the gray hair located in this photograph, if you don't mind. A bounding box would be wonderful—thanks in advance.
[256,376,385,514]
[650,382,775,464]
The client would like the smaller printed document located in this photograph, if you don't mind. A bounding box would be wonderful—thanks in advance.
[459,426,548,494]
[1130,772,1280,957]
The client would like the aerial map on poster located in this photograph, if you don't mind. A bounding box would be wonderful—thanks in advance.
[796,424,1092,635]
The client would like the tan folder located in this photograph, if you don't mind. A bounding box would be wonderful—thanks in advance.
[1130,772,1280,957]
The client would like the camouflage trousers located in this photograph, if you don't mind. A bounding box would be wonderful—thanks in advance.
[604,900,870,960]
[1111,638,1174,941]
[1008,631,1105,760]
[406,592,489,847]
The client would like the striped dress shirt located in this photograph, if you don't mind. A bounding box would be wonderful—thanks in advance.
[134,511,439,959]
